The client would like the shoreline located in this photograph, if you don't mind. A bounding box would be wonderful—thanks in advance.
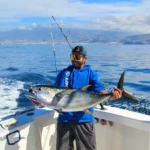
[0,42,148,45]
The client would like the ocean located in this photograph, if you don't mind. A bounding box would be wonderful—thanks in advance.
[0,44,150,119]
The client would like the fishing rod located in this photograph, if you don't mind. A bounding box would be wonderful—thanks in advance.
[49,23,58,75]
[52,16,73,50]
[46,11,58,75]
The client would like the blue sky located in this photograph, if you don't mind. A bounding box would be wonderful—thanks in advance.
[75,0,141,3]
[0,0,150,33]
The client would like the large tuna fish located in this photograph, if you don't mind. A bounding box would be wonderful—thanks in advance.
[25,71,137,112]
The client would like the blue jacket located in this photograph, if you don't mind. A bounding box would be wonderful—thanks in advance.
[55,65,105,122]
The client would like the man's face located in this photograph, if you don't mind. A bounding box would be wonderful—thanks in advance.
[70,52,87,69]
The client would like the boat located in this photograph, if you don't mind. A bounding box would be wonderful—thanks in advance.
[0,105,150,150]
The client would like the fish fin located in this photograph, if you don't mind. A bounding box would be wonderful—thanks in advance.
[51,94,70,106]
[31,84,69,90]
[123,91,138,101]
[84,109,95,117]
[80,85,91,91]
[117,71,125,90]
[55,89,75,98]
[51,89,75,105]
[84,111,100,124]
[117,71,138,101]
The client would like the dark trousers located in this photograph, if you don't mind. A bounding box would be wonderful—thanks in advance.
[56,122,96,150]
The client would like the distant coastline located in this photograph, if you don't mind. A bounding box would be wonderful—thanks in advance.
[0,41,148,45]
[0,27,150,45]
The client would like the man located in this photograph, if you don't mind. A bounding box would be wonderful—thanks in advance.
[55,45,122,150]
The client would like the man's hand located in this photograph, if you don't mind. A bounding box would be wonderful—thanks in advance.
[109,87,122,100]
[99,88,122,126]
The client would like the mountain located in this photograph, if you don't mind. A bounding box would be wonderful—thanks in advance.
[0,26,132,44]
[120,34,150,44]
[1,27,150,44]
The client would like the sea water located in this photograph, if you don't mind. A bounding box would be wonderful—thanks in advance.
[0,44,149,118]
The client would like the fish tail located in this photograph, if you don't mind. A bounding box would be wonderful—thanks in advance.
[122,91,137,101]
[117,71,137,101]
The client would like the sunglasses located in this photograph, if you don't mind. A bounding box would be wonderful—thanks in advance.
[70,53,84,61]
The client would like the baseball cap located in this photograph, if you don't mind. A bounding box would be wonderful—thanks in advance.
[72,45,87,56]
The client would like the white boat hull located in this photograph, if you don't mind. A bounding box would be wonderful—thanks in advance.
[0,106,150,150]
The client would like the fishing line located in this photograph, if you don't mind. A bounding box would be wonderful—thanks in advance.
[46,10,58,75]
[46,14,73,76]
[52,16,73,50]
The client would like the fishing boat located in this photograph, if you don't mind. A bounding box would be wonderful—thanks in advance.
[0,16,149,150]
[0,105,150,150]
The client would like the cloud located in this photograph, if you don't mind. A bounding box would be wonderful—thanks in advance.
[0,0,141,19]
[18,23,38,30]
[88,15,150,33]
[0,0,150,33]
